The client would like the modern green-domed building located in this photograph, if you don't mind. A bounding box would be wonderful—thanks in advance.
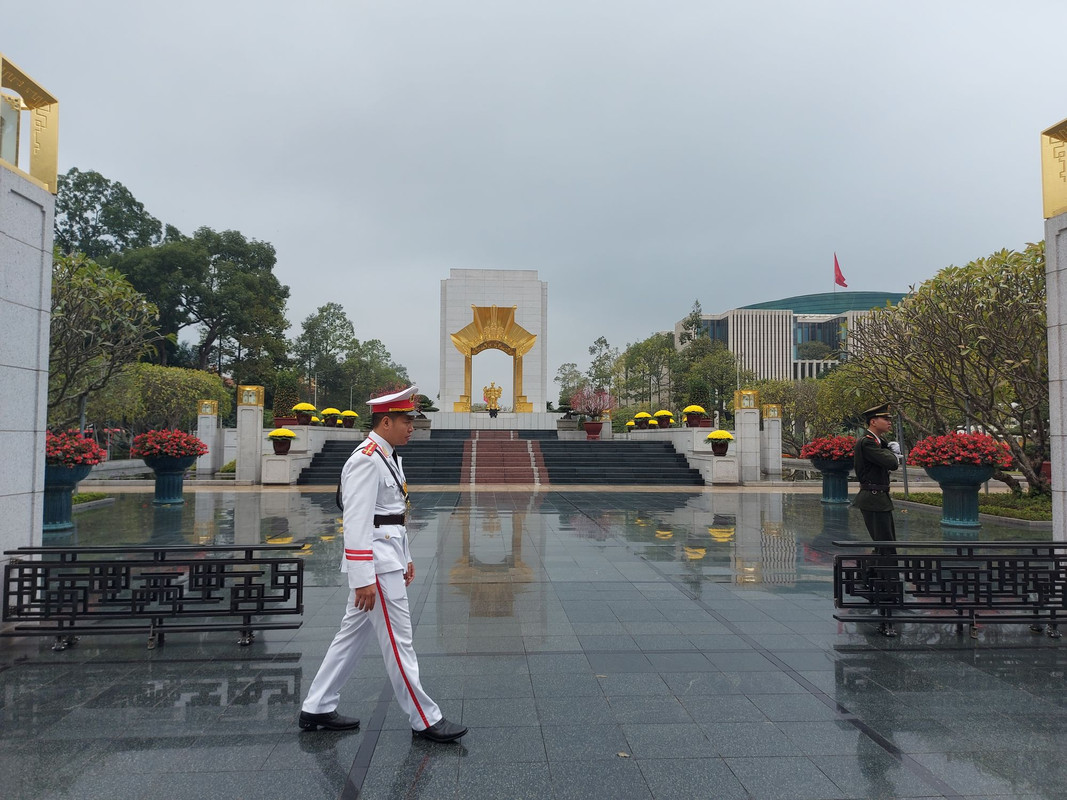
[674,291,906,381]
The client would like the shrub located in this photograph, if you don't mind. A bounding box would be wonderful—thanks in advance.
[130,429,209,459]
[46,430,107,466]
[800,436,856,461]
[908,432,1012,468]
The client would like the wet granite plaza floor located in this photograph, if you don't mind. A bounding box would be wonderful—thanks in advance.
[2,486,1066,799]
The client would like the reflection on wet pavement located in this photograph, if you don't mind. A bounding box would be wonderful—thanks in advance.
[2,488,1063,799]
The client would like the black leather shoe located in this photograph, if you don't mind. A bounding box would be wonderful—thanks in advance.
[299,711,360,731]
[413,718,468,742]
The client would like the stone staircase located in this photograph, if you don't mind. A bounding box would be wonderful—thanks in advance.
[464,430,547,485]
[296,429,703,487]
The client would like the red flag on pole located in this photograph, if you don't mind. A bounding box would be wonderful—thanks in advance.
[833,253,848,288]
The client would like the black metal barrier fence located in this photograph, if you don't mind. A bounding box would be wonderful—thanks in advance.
[2,545,304,651]
[833,540,1067,639]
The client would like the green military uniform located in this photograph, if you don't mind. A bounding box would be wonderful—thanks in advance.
[853,429,899,543]
[852,403,899,551]
[852,404,902,636]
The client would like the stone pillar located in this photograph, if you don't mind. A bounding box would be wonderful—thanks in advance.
[196,399,219,476]
[0,167,55,559]
[233,492,260,546]
[235,385,264,484]
[1046,211,1067,541]
[735,408,761,483]
[760,413,783,477]
[193,491,218,546]
[732,493,763,584]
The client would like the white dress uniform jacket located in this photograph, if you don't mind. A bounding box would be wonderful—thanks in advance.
[339,431,412,587]
[304,429,442,730]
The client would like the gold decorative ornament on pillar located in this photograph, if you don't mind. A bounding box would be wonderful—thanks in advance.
[1042,118,1067,219]
[0,53,59,193]
[450,305,537,413]
[199,400,219,416]
[237,385,264,406]
[734,390,759,410]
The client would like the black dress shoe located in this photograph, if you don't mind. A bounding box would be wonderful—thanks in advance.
[413,718,468,742]
[299,711,360,731]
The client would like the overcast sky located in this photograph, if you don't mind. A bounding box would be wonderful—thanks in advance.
[11,1,1066,402]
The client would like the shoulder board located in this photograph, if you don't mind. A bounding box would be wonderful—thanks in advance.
[360,441,379,456]
[865,433,879,441]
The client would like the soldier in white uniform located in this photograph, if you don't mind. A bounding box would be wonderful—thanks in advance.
[299,386,467,743]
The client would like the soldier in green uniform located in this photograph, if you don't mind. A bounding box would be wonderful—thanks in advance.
[852,403,900,635]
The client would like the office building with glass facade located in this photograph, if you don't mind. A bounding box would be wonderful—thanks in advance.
[674,291,906,381]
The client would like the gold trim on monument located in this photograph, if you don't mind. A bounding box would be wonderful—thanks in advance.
[0,53,59,193]
[237,385,265,407]
[1042,118,1067,219]
[450,305,537,358]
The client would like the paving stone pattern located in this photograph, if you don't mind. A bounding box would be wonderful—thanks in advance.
[2,488,1064,799]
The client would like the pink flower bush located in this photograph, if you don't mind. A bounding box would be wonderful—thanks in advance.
[908,432,1012,469]
[800,436,857,461]
[570,387,615,417]
[130,429,209,459]
[45,430,106,466]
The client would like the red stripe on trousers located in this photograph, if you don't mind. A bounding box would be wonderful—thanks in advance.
[375,576,430,728]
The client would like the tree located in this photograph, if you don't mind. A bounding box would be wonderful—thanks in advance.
[554,362,586,407]
[54,168,163,258]
[271,371,303,419]
[329,338,410,412]
[797,340,832,360]
[678,339,748,421]
[87,363,232,432]
[292,303,357,403]
[678,300,705,345]
[110,227,290,373]
[108,237,203,365]
[187,227,290,371]
[587,336,619,391]
[848,242,1048,494]
[48,252,162,429]
[621,333,677,407]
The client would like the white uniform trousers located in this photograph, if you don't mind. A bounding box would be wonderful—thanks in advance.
[302,569,442,731]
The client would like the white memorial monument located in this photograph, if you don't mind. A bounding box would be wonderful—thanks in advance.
[439,269,549,416]
[0,54,58,558]
[1043,118,1067,542]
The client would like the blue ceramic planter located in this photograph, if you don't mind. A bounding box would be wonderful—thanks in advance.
[43,463,93,531]
[142,455,196,505]
[811,458,852,504]
[924,464,995,528]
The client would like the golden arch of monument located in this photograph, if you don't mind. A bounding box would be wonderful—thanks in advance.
[450,305,536,413]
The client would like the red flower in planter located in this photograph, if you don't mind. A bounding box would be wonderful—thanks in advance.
[908,432,1012,469]
[45,430,107,466]
[800,436,857,461]
[130,429,209,459]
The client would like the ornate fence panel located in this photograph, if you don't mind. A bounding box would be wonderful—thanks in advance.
[833,540,1067,639]
[3,545,303,650]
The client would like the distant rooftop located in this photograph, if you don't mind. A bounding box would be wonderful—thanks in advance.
[739,291,906,314]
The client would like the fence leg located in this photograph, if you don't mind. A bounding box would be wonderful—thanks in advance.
[51,634,78,652]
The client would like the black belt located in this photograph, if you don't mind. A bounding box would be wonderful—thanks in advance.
[860,483,890,492]
[373,514,405,527]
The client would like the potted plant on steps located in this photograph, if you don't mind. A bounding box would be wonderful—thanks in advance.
[682,405,706,428]
[268,427,297,455]
[705,429,734,456]
[800,435,857,504]
[292,402,316,425]
[43,430,107,531]
[570,387,615,440]
[131,429,209,506]
[908,432,1013,527]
